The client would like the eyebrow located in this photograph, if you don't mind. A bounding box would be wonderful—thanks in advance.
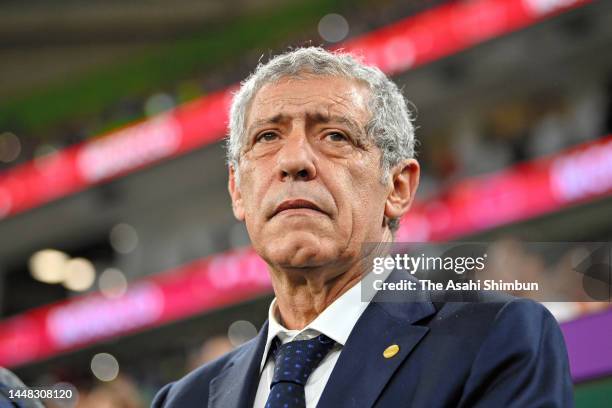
[247,114,288,136]
[306,112,363,134]
[247,112,367,141]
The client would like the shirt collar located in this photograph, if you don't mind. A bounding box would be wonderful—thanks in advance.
[259,262,394,372]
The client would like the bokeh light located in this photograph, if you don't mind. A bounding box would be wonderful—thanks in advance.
[0,132,21,163]
[90,353,120,382]
[29,249,69,284]
[62,258,96,292]
[109,223,139,254]
[318,13,349,43]
[98,268,128,299]
[227,320,258,347]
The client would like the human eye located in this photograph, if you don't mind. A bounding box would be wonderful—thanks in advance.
[324,131,349,143]
[255,131,279,143]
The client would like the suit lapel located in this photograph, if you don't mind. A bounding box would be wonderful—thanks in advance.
[317,269,436,408]
[208,321,269,408]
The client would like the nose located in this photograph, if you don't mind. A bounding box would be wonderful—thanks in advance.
[276,130,317,182]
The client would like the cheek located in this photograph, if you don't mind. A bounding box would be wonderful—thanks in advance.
[348,161,387,219]
[330,158,384,219]
[241,183,264,243]
[238,162,269,221]
[236,165,257,213]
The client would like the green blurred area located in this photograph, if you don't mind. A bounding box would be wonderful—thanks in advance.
[0,0,350,136]
[575,377,612,407]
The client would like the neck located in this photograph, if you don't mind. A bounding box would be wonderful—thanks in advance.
[269,229,393,330]
[270,263,363,330]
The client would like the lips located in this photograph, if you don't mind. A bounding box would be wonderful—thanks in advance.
[272,199,326,217]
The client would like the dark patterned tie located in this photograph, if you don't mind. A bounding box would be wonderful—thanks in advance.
[265,334,336,408]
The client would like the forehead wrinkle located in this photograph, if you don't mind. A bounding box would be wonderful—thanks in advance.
[251,95,353,124]
[258,90,365,118]
[257,93,342,110]
[246,83,371,143]
[248,74,370,118]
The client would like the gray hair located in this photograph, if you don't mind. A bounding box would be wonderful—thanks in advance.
[226,47,416,232]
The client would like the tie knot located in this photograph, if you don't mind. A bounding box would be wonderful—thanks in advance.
[270,334,335,387]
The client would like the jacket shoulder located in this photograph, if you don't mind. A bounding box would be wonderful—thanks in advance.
[456,297,573,406]
[427,293,560,350]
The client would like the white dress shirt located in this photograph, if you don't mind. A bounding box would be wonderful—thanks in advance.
[253,265,392,408]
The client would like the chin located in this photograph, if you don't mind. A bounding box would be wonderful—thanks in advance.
[263,232,338,268]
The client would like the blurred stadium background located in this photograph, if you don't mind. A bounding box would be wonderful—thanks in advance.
[0,0,611,406]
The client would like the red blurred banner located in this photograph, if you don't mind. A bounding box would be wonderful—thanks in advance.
[398,135,612,241]
[0,133,610,369]
[0,0,590,220]
[0,248,270,368]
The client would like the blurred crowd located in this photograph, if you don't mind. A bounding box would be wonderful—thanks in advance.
[418,76,612,198]
[68,335,233,408]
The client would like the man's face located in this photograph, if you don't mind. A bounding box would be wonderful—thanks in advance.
[229,75,400,271]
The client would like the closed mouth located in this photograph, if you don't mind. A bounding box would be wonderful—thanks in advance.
[273,199,326,217]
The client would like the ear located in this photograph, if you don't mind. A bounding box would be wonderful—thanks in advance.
[384,159,420,222]
[228,165,245,221]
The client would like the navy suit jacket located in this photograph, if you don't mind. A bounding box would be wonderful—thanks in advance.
[152,269,573,407]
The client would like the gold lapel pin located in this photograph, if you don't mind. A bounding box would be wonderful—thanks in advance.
[383,344,400,359]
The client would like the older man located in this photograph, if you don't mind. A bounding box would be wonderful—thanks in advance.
[153,47,572,407]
